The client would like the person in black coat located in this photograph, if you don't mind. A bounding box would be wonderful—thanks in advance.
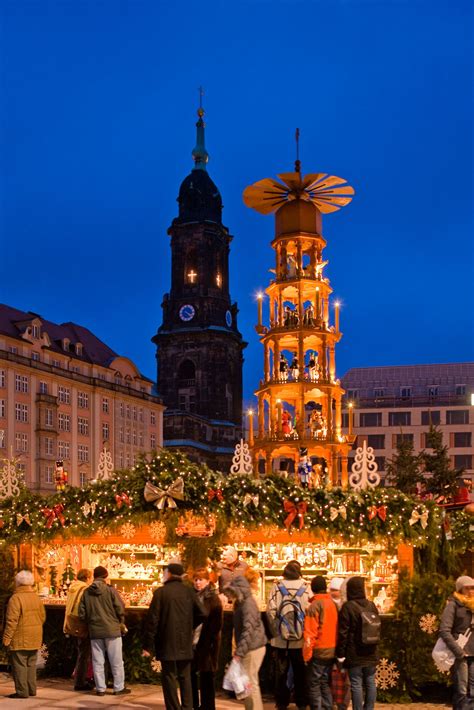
[191,568,223,710]
[336,577,379,710]
[142,563,206,710]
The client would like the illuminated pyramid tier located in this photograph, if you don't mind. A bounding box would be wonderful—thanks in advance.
[243,165,356,486]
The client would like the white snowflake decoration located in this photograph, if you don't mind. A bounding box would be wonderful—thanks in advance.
[151,658,161,673]
[230,439,253,475]
[120,522,136,540]
[96,445,114,480]
[39,643,49,661]
[419,613,438,634]
[0,454,24,500]
[349,441,380,491]
[375,658,400,690]
[149,521,166,541]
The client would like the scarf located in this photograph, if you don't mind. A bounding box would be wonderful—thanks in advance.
[454,591,474,612]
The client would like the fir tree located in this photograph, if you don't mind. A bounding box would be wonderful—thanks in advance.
[386,434,424,494]
[422,425,461,499]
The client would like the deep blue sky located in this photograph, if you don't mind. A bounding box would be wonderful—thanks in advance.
[1,0,472,406]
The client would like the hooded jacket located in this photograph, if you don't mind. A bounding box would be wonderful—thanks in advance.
[303,592,338,663]
[2,586,46,651]
[439,594,474,658]
[335,577,379,668]
[227,576,266,658]
[78,578,124,639]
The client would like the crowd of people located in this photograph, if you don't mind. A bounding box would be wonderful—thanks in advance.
[1,549,473,710]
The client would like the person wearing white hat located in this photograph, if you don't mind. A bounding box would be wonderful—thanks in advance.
[328,578,350,710]
[439,575,474,709]
[329,578,345,610]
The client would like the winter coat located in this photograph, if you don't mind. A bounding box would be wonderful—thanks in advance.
[439,595,474,658]
[2,587,46,651]
[78,579,124,639]
[63,580,88,632]
[336,578,379,668]
[227,576,266,658]
[194,584,223,672]
[143,577,206,661]
[267,577,311,649]
[218,559,249,593]
[303,593,338,663]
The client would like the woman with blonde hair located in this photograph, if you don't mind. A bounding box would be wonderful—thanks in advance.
[2,570,46,699]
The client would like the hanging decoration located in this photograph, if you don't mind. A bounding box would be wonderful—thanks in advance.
[207,488,224,503]
[115,493,132,509]
[409,506,429,529]
[375,658,400,690]
[96,445,114,481]
[81,501,96,517]
[229,439,253,476]
[16,513,31,527]
[368,505,387,522]
[419,613,438,634]
[329,504,347,521]
[54,461,68,491]
[176,512,216,538]
[243,493,259,507]
[349,441,380,491]
[149,521,167,542]
[144,478,185,510]
[284,499,307,530]
[0,452,24,500]
[42,504,66,529]
[120,522,136,540]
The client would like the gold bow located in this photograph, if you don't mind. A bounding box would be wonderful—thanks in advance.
[409,507,429,529]
[16,513,31,527]
[330,505,347,521]
[243,493,259,507]
[81,502,96,517]
[144,478,185,510]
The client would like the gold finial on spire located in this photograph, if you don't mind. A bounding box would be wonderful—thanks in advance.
[198,86,205,117]
[295,127,301,173]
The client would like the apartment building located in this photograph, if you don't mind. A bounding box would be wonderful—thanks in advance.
[0,304,164,492]
[341,363,474,485]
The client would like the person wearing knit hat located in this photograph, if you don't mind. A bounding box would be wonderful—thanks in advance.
[304,576,338,710]
[142,562,206,710]
[329,577,344,610]
[266,560,310,710]
[439,575,474,707]
[335,577,379,710]
[79,565,129,696]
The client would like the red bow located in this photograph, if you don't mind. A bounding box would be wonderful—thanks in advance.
[207,488,224,503]
[115,493,131,509]
[42,504,65,529]
[368,505,387,522]
[284,500,307,530]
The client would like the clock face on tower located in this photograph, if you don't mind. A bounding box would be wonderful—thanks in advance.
[225,310,232,327]
[179,304,195,322]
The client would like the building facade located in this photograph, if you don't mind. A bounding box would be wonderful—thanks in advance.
[153,105,245,470]
[0,303,164,493]
[341,363,474,484]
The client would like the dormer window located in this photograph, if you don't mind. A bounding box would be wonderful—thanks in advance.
[62,338,70,351]
[114,372,122,385]
[32,325,40,338]
[75,343,83,356]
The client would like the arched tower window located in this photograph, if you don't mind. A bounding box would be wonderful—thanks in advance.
[177,360,196,412]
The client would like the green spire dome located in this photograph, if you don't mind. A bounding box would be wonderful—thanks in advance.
[192,107,209,170]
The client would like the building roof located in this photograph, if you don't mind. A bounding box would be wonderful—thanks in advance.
[0,303,151,380]
[342,363,474,386]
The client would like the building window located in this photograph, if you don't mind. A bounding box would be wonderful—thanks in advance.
[32,325,40,338]
[58,441,70,459]
[44,437,54,456]
[427,386,439,397]
[400,387,411,399]
[341,413,348,428]
[58,413,70,432]
[9,346,18,354]
[395,433,414,447]
[52,359,61,368]
[132,430,137,446]
[58,386,71,404]
[373,388,384,398]
[126,429,131,444]
[0,370,5,388]
[39,381,48,394]
[115,373,122,385]
[102,397,109,414]
[359,412,382,427]
[423,430,441,448]
[138,431,144,447]
[347,390,358,400]
[119,427,124,443]
[17,463,26,477]
[150,411,156,426]
[150,433,156,449]
[120,403,124,417]
[78,445,89,463]
[456,384,466,396]
[15,432,28,453]
[421,410,441,426]
[453,432,472,448]
[77,391,89,409]
[78,417,89,436]
[133,406,137,421]
[447,410,469,425]
[44,409,54,427]
[0,430,5,448]
[139,408,144,422]
[367,434,385,449]
[0,400,5,418]
[389,411,411,426]
[31,351,40,361]
[80,470,88,487]
[15,403,28,423]
[15,374,28,393]
[454,454,473,470]
[126,405,130,419]
[119,452,124,468]
[374,456,385,471]
[102,422,109,441]
[45,465,54,484]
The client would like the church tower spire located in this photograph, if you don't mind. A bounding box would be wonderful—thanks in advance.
[192,88,209,170]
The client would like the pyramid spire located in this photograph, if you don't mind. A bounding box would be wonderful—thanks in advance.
[192,86,209,170]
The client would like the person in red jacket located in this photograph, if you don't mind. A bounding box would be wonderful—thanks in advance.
[303,576,338,710]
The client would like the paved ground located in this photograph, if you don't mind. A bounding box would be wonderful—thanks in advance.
[0,675,451,709]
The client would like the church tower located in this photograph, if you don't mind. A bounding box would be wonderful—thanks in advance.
[153,103,246,470]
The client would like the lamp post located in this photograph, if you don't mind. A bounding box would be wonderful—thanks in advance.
[348,401,354,436]
[247,409,254,446]
[257,292,263,327]
[334,301,340,332]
